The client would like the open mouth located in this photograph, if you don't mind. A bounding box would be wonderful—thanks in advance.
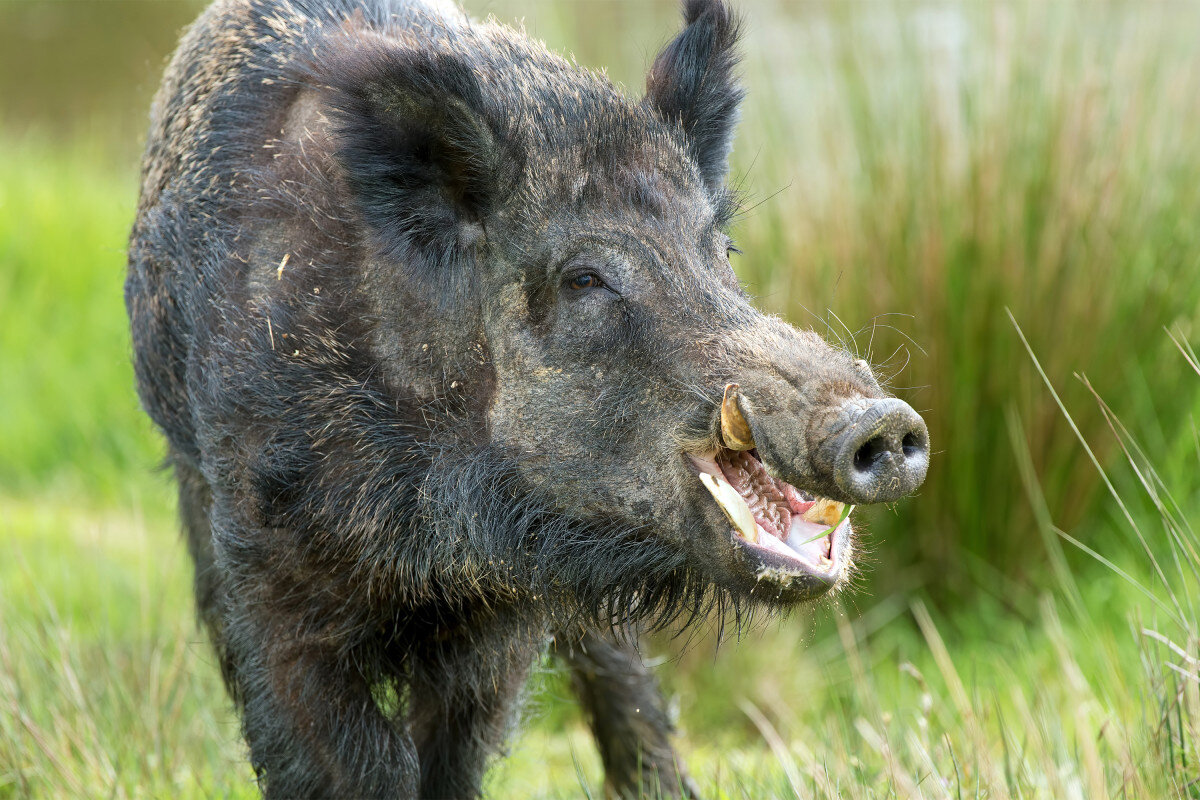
[689,449,851,581]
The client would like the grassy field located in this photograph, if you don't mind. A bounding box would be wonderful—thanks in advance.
[2,0,1200,797]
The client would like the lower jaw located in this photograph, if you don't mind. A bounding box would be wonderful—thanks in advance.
[724,530,850,604]
[732,517,849,582]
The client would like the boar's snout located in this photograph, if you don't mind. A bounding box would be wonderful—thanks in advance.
[819,397,929,504]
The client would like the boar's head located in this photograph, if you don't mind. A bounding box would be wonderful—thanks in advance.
[318,0,928,613]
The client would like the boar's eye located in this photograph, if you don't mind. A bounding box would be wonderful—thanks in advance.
[566,272,604,292]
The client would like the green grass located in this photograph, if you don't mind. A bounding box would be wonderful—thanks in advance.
[0,136,164,505]
[2,0,1200,796]
[0,499,257,798]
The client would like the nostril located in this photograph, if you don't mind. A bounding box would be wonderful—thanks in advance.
[828,397,930,504]
[853,436,888,473]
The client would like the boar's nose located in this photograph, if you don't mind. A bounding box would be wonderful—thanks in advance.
[827,398,929,504]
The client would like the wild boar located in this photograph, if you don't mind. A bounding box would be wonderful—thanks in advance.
[125,0,929,796]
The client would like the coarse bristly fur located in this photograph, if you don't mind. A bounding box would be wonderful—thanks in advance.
[125,0,919,797]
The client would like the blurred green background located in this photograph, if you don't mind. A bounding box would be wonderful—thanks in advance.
[2,1,1198,797]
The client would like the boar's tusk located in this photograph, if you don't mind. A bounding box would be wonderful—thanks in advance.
[698,472,759,543]
[720,383,756,451]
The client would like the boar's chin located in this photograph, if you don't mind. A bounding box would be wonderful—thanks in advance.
[687,449,855,603]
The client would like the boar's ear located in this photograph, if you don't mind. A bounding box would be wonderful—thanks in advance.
[319,37,522,290]
[644,0,744,194]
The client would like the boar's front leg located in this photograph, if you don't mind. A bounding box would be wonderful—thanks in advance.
[405,618,543,800]
[220,590,420,799]
[555,629,699,799]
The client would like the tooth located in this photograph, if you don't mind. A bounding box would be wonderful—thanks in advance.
[802,498,845,527]
[720,383,755,451]
[698,472,759,543]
